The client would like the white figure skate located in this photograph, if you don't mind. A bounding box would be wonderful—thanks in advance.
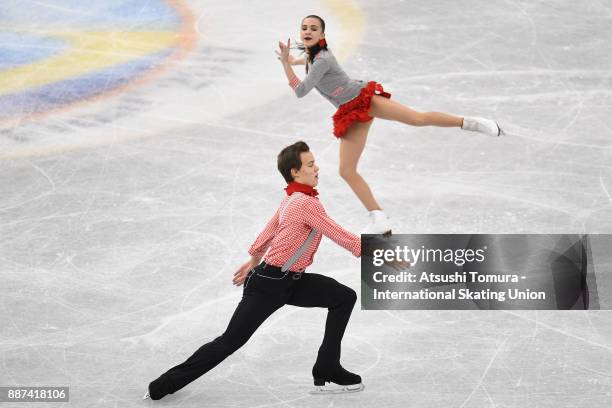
[361,210,392,236]
[462,117,503,137]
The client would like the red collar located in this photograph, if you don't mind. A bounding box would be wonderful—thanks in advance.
[284,181,318,197]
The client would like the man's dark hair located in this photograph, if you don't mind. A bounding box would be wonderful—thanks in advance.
[277,141,310,183]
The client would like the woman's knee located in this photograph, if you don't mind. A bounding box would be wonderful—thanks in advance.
[338,164,358,181]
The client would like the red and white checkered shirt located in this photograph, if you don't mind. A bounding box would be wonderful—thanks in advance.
[248,193,361,272]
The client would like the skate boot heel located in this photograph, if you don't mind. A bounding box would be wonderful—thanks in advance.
[314,377,327,386]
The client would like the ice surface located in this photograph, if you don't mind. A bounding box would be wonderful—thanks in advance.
[1,0,612,407]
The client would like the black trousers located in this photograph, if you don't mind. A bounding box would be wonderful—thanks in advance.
[149,262,357,399]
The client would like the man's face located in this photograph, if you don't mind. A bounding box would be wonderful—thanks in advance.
[292,151,319,187]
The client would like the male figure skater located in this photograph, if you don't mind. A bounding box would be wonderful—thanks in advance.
[145,141,365,400]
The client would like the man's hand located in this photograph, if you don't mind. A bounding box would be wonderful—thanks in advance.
[232,256,260,286]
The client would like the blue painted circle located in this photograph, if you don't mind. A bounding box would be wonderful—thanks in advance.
[0,32,67,69]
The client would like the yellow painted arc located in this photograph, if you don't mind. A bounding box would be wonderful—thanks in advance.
[324,0,365,61]
[0,0,365,160]
[0,31,181,95]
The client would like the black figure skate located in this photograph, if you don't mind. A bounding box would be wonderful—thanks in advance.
[310,365,365,394]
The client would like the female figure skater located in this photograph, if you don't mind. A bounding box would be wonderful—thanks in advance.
[276,15,503,235]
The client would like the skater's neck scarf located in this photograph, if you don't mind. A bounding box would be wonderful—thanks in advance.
[285,181,318,197]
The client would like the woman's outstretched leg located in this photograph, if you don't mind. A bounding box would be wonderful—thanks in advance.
[368,95,501,136]
[339,120,391,234]
[369,95,462,127]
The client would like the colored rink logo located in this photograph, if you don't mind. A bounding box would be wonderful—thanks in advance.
[0,0,195,124]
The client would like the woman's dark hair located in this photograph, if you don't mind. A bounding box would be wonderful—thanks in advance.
[296,15,327,73]
[277,141,310,183]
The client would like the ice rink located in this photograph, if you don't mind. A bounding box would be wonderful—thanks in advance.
[1,0,612,406]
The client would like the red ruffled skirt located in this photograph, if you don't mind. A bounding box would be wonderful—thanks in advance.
[332,81,391,138]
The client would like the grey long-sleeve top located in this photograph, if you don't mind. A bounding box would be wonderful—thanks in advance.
[288,49,367,108]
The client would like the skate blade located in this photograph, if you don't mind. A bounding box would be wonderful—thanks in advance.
[142,391,150,400]
[310,383,365,395]
[497,123,505,137]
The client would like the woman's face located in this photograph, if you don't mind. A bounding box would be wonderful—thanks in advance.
[300,17,324,48]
